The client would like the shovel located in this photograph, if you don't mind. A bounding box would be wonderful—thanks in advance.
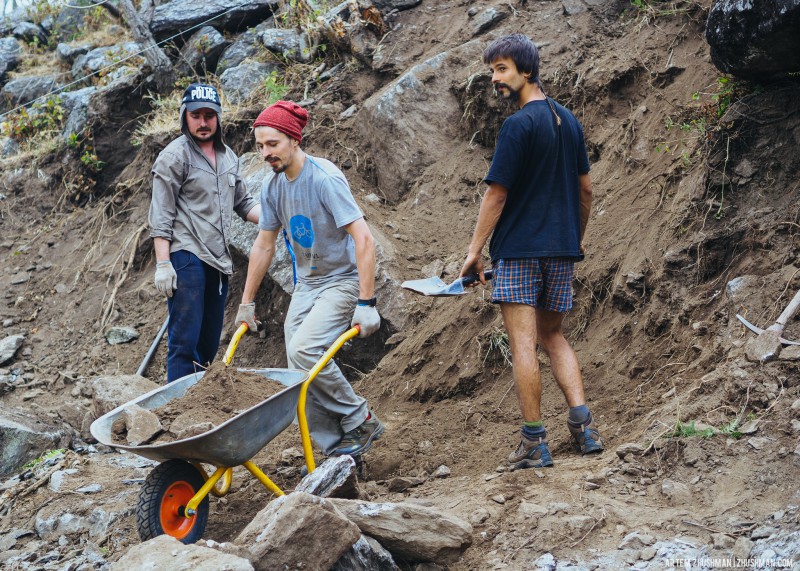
[402,270,493,297]
[737,287,800,362]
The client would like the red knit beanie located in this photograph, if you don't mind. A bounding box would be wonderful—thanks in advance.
[252,101,308,142]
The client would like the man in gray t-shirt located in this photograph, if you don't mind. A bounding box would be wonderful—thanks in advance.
[235,101,384,458]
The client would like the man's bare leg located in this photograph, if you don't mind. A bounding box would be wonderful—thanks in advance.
[535,308,586,407]
[500,302,542,421]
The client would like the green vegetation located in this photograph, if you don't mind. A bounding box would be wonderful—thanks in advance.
[23,448,66,469]
[263,70,290,104]
[0,95,65,142]
[482,327,512,368]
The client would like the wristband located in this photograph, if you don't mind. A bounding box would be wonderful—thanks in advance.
[357,297,377,307]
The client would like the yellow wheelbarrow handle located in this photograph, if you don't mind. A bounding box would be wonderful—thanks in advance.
[298,325,360,473]
[223,323,249,366]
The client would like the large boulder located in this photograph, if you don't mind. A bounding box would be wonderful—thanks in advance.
[71,42,143,81]
[111,535,254,570]
[150,0,279,39]
[235,492,361,571]
[175,25,229,76]
[706,0,800,81]
[0,37,21,84]
[332,535,400,570]
[0,405,70,476]
[219,61,278,104]
[40,6,89,43]
[361,39,482,204]
[0,75,60,109]
[326,498,473,564]
[0,334,24,365]
[216,29,262,75]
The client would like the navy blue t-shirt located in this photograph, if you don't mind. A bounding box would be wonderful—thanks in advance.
[485,98,590,262]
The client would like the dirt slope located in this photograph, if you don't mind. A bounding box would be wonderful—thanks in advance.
[1,0,799,569]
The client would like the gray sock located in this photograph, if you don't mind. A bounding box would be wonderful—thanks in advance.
[568,405,590,426]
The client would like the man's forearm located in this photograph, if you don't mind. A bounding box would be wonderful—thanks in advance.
[154,237,171,262]
[242,242,275,303]
[468,184,507,255]
[578,173,593,242]
[354,235,376,300]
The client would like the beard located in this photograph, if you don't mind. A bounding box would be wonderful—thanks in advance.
[268,159,288,173]
[191,129,214,142]
[494,82,519,100]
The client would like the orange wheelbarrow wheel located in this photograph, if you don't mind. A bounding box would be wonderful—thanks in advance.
[136,460,209,544]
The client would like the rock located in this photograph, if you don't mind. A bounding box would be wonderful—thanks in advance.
[0,37,21,83]
[0,405,68,477]
[706,1,800,81]
[750,525,778,540]
[60,86,96,138]
[172,420,214,440]
[122,404,162,446]
[661,479,692,505]
[12,22,47,46]
[55,42,91,64]
[71,42,142,81]
[175,25,229,76]
[779,345,800,360]
[150,0,278,40]
[732,536,754,559]
[361,39,483,203]
[0,75,59,108]
[533,552,556,571]
[104,326,140,345]
[387,475,426,492]
[0,334,24,365]
[469,508,490,524]
[747,437,770,450]
[0,136,18,158]
[258,28,310,62]
[327,498,472,564]
[563,0,588,16]
[331,535,400,571]
[491,494,505,504]
[615,442,645,459]
[711,532,734,549]
[618,532,655,550]
[566,515,597,535]
[471,7,508,36]
[216,28,264,74]
[111,535,254,570]
[431,465,451,478]
[372,0,421,12]
[41,6,89,43]
[295,455,359,499]
[518,501,548,518]
[220,62,279,105]
[89,374,159,419]
[639,546,657,561]
[75,483,102,493]
[235,492,360,571]
[745,329,783,362]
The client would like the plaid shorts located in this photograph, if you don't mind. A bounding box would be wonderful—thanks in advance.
[491,257,575,312]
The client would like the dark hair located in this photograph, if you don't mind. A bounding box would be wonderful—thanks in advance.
[483,33,542,87]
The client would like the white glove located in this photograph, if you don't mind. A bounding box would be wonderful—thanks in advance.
[351,304,380,338]
[154,261,177,297]
[236,302,259,331]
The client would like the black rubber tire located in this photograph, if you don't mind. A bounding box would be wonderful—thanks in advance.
[136,459,209,544]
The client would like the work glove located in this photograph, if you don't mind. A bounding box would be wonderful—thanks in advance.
[154,261,177,298]
[351,304,380,338]
[236,302,259,331]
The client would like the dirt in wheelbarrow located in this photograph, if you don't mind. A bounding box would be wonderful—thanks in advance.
[111,362,286,445]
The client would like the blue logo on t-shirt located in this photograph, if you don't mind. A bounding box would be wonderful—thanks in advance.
[289,215,315,248]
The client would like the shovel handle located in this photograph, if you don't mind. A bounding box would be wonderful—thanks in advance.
[461,269,493,286]
[223,323,249,366]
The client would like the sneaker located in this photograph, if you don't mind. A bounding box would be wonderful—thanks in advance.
[507,434,554,469]
[330,413,384,457]
[568,418,605,454]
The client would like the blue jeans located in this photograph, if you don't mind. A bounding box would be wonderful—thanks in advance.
[166,250,229,382]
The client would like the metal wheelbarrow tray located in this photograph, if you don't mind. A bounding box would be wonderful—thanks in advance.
[90,367,308,467]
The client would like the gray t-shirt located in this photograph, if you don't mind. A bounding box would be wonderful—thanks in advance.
[259,155,362,287]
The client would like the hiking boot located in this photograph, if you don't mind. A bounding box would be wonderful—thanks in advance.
[507,434,554,469]
[568,418,605,455]
[330,413,384,457]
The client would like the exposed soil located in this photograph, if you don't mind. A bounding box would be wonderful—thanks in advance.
[1,0,800,569]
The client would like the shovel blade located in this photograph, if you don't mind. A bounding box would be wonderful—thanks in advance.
[401,270,492,297]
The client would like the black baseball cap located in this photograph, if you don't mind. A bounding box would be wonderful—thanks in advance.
[181,83,222,114]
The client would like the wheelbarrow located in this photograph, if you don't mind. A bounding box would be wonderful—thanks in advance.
[90,324,361,544]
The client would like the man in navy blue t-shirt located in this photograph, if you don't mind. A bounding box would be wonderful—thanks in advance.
[460,34,604,470]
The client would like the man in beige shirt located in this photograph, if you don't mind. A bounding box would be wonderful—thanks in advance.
[148,83,260,382]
